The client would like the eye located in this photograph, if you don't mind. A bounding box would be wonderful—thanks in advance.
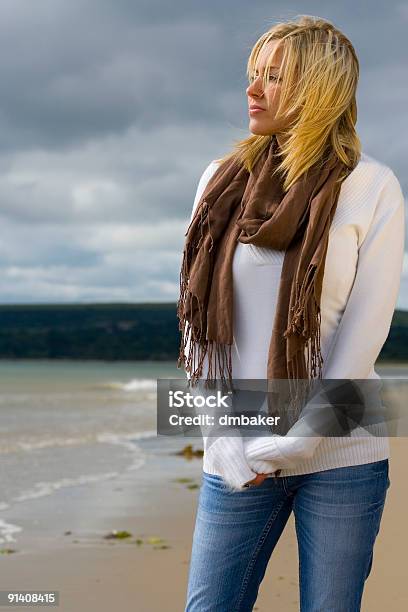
[248,72,281,84]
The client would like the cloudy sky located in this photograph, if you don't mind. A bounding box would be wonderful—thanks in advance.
[0,1,407,308]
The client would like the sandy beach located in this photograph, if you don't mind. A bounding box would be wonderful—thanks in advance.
[0,434,406,611]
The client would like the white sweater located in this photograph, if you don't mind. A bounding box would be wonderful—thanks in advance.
[183,152,405,490]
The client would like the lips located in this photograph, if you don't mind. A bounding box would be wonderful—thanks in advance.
[249,105,265,111]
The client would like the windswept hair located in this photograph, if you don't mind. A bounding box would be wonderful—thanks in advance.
[218,15,361,191]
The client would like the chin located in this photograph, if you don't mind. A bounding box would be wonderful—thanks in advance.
[248,122,274,136]
[249,128,273,136]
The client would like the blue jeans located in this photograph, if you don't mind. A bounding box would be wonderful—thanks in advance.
[185,459,390,611]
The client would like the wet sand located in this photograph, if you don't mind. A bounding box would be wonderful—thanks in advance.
[0,437,406,611]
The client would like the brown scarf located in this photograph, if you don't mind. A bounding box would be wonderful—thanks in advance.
[177,135,351,410]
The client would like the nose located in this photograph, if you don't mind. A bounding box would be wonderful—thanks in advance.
[246,75,264,98]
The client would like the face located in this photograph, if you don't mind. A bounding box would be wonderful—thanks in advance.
[246,40,290,137]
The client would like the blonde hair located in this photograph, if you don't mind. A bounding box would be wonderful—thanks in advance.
[218,15,361,191]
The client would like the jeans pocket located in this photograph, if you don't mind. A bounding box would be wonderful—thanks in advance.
[369,458,389,472]
[369,461,390,511]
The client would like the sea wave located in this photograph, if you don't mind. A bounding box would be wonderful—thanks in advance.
[0,430,156,521]
[94,378,157,393]
[0,518,22,544]
[0,429,157,455]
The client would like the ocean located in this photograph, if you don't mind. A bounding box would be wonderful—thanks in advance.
[0,359,406,545]
[0,359,184,544]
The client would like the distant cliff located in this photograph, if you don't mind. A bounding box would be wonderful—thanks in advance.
[0,303,407,362]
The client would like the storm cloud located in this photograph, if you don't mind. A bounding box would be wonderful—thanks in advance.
[0,1,406,306]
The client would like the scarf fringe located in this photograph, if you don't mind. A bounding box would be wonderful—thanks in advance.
[283,260,324,411]
[194,200,214,252]
[177,197,211,368]
[177,197,231,389]
[177,319,233,391]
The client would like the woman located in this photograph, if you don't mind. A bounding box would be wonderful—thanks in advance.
[177,15,405,612]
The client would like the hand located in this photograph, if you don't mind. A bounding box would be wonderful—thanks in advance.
[244,473,269,487]
[243,469,281,488]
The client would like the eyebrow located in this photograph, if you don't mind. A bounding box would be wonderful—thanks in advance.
[254,65,281,71]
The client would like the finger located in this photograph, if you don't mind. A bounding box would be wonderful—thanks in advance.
[245,473,267,487]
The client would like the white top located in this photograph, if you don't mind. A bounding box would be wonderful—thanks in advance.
[183,152,406,490]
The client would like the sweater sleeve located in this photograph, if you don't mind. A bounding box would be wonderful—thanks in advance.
[244,167,406,468]
[321,168,405,379]
[188,160,218,222]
